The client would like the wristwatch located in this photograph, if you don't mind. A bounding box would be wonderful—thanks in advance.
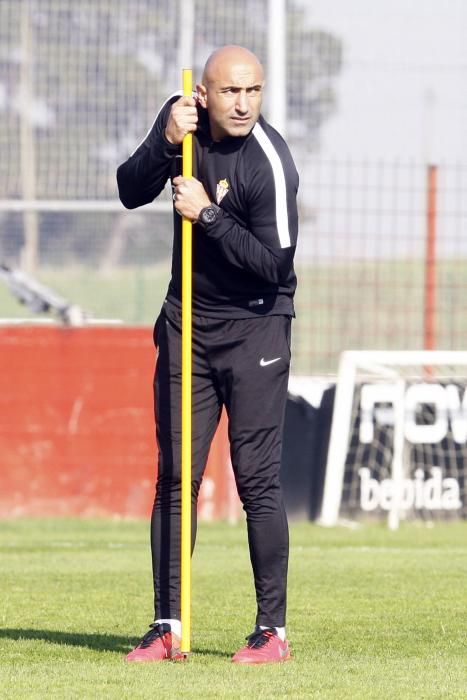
[197,203,222,228]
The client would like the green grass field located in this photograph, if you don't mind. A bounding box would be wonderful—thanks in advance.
[0,519,466,699]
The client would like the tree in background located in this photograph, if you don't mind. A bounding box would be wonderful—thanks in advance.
[0,0,342,265]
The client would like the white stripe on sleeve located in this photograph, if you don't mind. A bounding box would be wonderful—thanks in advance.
[252,122,291,248]
[130,91,183,156]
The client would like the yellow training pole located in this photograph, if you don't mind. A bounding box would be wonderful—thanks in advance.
[180,67,193,656]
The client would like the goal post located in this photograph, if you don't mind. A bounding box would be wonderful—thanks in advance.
[319,350,467,529]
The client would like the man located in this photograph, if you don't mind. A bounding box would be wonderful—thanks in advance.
[117,45,299,664]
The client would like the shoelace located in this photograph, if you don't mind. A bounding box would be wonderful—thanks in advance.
[245,627,277,649]
[138,623,171,649]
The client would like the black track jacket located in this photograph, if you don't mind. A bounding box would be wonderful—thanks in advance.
[117,95,299,318]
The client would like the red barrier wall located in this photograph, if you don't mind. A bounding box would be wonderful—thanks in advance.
[0,325,239,519]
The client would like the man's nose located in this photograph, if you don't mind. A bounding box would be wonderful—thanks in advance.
[235,90,248,113]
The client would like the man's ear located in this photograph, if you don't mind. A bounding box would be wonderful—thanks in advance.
[196,83,208,108]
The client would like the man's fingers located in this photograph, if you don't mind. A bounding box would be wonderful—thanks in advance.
[173,176,200,188]
[173,105,198,118]
[165,100,198,144]
[177,95,196,107]
[173,96,198,122]
[171,103,198,133]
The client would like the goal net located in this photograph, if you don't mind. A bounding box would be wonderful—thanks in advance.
[319,351,467,529]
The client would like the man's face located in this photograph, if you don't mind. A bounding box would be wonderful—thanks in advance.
[197,60,264,141]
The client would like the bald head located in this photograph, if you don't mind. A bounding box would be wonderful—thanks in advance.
[202,45,264,86]
[197,45,265,141]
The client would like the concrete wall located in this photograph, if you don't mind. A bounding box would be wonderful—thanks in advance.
[0,325,239,520]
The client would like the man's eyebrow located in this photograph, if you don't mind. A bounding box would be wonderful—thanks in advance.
[219,83,263,90]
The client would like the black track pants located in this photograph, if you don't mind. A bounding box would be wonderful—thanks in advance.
[151,303,291,627]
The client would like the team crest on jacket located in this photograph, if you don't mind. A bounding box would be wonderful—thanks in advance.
[216,178,229,204]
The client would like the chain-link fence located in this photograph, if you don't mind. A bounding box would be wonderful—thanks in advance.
[1,1,466,373]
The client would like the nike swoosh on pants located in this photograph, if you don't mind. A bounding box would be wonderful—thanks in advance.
[260,357,281,367]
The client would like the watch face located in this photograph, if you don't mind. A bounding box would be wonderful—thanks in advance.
[202,207,217,224]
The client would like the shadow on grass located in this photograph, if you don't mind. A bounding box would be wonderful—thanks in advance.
[0,628,135,653]
[0,628,233,658]
[189,647,232,659]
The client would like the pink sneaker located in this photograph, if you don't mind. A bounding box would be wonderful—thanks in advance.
[232,627,291,664]
[125,623,182,662]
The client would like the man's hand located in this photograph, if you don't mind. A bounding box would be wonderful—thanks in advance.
[165,96,198,145]
[172,176,211,221]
